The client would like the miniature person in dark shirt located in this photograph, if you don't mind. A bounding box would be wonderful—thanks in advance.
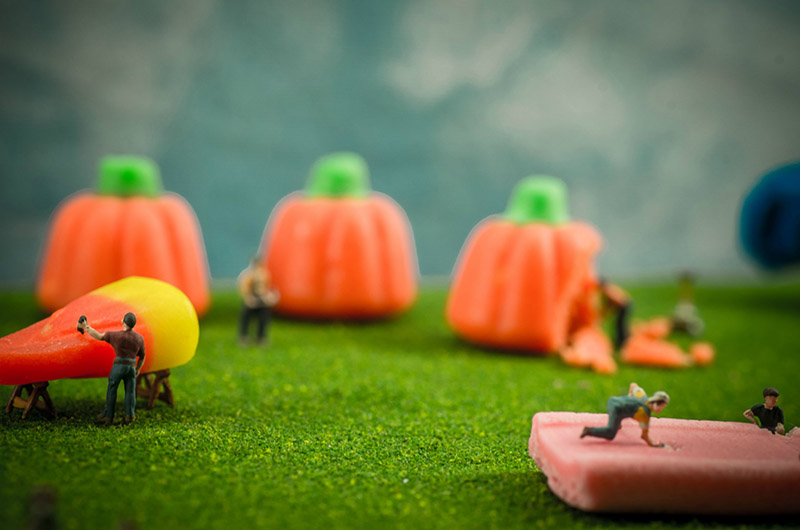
[580,382,670,447]
[744,387,785,434]
[237,256,279,347]
[79,312,146,425]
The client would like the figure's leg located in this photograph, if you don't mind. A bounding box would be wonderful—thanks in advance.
[238,305,252,340]
[583,400,622,440]
[102,366,123,419]
[256,307,271,344]
[122,366,136,421]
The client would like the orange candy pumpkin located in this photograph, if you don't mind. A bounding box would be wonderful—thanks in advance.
[446,176,602,353]
[36,157,211,316]
[262,153,418,318]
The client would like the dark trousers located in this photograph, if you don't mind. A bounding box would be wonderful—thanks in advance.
[102,363,137,419]
[614,301,632,350]
[239,305,271,341]
[586,397,626,440]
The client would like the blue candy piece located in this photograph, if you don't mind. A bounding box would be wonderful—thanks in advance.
[740,162,800,269]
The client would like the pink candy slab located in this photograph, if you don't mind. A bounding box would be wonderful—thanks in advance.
[529,412,800,514]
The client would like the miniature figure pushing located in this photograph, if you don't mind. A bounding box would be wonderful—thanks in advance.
[744,387,785,434]
[78,312,145,425]
[238,256,279,347]
[580,382,670,447]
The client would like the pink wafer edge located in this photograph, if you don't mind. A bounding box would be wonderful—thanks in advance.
[529,412,800,514]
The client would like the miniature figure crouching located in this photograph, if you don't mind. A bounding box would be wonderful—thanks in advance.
[238,256,279,347]
[581,382,670,447]
[744,387,784,434]
[78,312,145,425]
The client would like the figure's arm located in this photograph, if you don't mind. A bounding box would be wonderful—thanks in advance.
[82,322,105,341]
[136,343,146,377]
[628,382,645,398]
[743,409,757,425]
[640,428,664,448]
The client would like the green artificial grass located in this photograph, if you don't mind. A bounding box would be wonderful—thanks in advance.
[1,284,799,529]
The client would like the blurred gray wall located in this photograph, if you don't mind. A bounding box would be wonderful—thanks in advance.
[2,0,799,283]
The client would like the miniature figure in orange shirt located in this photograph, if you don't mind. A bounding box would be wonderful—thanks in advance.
[580,382,670,447]
[238,256,279,347]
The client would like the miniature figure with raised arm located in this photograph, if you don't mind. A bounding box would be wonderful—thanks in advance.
[78,312,145,425]
[744,387,785,434]
[580,382,670,447]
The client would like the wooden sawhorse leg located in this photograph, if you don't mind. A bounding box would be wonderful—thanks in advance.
[136,369,174,410]
[5,381,57,419]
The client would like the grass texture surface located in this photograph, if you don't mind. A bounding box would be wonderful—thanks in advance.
[1,284,799,529]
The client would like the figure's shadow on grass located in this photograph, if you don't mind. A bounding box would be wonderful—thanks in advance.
[2,396,100,427]
[1,396,204,428]
[481,471,800,527]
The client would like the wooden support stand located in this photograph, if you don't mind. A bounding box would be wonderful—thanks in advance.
[5,381,57,419]
[136,369,174,409]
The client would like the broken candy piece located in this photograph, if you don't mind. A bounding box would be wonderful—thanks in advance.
[620,334,691,368]
[689,342,715,366]
[559,326,617,374]
[631,317,672,339]
[529,412,800,514]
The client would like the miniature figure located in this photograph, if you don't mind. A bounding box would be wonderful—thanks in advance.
[238,256,279,346]
[597,278,632,350]
[580,382,670,447]
[743,387,785,434]
[79,312,145,425]
[671,271,704,336]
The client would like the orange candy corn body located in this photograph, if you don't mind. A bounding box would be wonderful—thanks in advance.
[36,157,210,316]
[1,277,198,386]
[262,153,417,319]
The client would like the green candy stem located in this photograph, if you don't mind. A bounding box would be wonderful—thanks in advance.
[97,156,163,197]
[504,176,570,224]
[306,152,370,198]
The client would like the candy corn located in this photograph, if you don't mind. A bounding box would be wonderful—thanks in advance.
[0,277,198,385]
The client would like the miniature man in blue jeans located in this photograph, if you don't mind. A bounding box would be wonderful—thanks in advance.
[79,312,146,425]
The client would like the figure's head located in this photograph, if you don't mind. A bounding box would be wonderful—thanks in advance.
[122,312,137,330]
[763,387,779,408]
[647,391,670,414]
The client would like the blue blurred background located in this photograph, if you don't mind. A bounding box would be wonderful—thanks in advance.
[2,0,799,284]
